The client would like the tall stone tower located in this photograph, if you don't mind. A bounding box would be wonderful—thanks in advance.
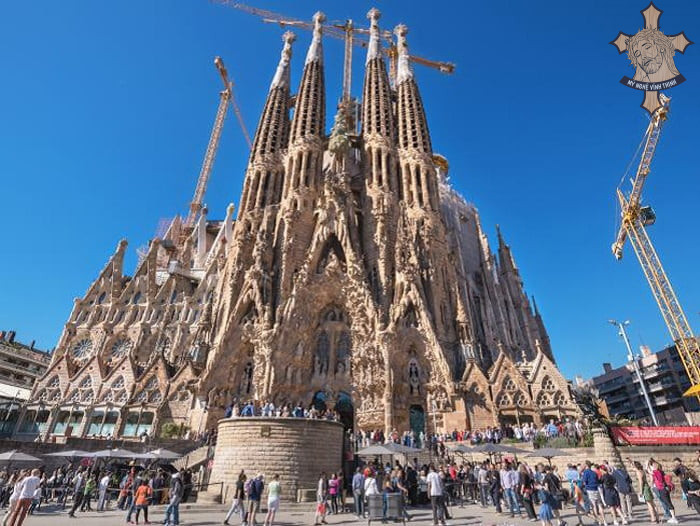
[19,8,576,441]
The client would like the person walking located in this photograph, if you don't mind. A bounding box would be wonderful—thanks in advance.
[651,461,678,524]
[351,467,364,518]
[500,462,521,517]
[247,473,264,526]
[327,473,339,515]
[66,468,86,518]
[477,462,490,507]
[2,471,26,526]
[223,471,246,525]
[538,478,555,526]
[314,472,328,526]
[611,464,633,523]
[488,462,502,514]
[581,461,607,526]
[427,464,447,526]
[80,474,96,512]
[519,464,537,522]
[132,479,152,525]
[542,465,567,526]
[599,465,624,525]
[97,471,111,511]
[163,471,183,526]
[632,461,658,524]
[262,474,280,526]
[6,469,40,526]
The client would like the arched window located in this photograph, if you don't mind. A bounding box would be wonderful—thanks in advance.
[514,391,528,407]
[133,376,162,405]
[47,376,60,389]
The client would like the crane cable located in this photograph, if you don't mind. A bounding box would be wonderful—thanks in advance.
[613,122,650,238]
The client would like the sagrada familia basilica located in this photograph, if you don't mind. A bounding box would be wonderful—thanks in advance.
[19,9,578,441]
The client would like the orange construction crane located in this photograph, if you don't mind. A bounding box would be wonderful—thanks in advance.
[216,1,455,100]
[186,56,251,227]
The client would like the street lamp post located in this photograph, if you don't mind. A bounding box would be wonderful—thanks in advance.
[608,320,659,426]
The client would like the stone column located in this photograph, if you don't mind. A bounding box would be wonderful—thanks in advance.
[592,427,624,468]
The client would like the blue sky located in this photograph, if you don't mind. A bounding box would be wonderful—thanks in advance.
[1,0,699,381]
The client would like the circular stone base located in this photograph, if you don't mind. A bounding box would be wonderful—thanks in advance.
[209,417,344,503]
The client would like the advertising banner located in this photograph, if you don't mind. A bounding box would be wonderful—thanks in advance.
[611,426,700,445]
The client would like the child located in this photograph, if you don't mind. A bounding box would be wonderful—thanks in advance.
[132,479,152,525]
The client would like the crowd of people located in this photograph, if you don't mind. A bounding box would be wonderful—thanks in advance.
[0,463,203,525]
[224,400,342,422]
[351,418,589,455]
[214,450,700,526]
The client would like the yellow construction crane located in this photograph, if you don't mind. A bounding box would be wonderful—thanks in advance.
[217,1,455,101]
[611,94,700,397]
[186,56,251,227]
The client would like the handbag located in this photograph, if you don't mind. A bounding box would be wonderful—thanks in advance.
[637,493,646,503]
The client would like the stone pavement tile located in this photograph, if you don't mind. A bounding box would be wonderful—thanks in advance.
[12,499,700,525]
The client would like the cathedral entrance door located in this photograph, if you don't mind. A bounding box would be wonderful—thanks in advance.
[409,405,425,445]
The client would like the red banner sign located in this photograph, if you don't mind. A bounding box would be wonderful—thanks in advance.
[611,426,700,445]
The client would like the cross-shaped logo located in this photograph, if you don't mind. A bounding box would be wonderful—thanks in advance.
[611,2,692,113]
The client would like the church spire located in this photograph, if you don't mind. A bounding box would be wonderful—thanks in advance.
[284,12,326,199]
[240,31,295,213]
[394,24,436,210]
[362,8,394,144]
[289,12,326,144]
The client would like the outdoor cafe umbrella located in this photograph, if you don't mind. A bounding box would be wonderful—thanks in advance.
[448,443,474,454]
[0,450,42,470]
[92,448,139,458]
[357,442,422,456]
[525,447,569,466]
[44,450,93,458]
[146,448,181,460]
[0,450,42,463]
[469,442,528,461]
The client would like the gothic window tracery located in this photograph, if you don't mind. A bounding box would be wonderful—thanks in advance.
[542,376,556,392]
[47,376,60,389]
[109,338,132,361]
[503,377,517,392]
[514,391,527,407]
[496,392,511,407]
[553,391,566,406]
[134,376,162,405]
[537,391,553,407]
[71,338,94,361]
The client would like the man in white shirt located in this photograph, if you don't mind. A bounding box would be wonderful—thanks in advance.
[500,462,521,517]
[427,465,447,526]
[97,471,111,511]
[8,468,41,526]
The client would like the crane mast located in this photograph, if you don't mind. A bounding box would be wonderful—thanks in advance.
[612,95,700,397]
[186,56,251,227]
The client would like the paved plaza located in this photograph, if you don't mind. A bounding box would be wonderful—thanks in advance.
[12,498,699,526]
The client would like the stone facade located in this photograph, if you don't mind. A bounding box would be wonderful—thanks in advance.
[19,8,577,441]
[209,417,343,502]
